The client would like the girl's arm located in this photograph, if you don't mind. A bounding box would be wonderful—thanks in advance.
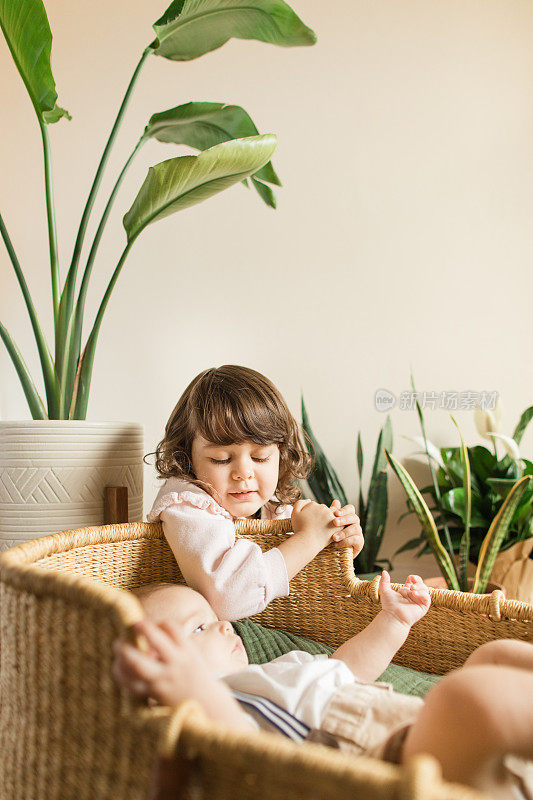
[161,501,289,620]
[277,500,338,579]
[159,496,339,621]
[331,572,431,682]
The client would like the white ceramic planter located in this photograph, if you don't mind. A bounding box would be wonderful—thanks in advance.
[0,421,143,552]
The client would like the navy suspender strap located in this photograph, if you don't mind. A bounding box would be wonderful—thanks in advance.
[231,690,310,742]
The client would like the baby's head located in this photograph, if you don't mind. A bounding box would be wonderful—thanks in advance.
[153,365,311,518]
[133,582,249,676]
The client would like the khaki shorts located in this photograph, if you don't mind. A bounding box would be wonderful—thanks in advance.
[316,681,533,800]
[318,679,424,763]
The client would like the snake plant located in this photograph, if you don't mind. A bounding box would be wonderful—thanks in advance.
[0,0,316,419]
[385,416,533,593]
[301,396,393,574]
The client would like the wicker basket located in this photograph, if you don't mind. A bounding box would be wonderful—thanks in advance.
[0,519,532,800]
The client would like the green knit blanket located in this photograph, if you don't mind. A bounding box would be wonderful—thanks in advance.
[233,618,439,699]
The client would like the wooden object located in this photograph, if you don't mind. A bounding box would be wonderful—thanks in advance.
[104,486,129,524]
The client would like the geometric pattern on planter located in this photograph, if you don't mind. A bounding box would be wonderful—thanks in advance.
[0,420,145,551]
[0,465,143,504]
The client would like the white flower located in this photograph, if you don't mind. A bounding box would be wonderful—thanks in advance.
[487,433,521,461]
[474,397,502,440]
[403,435,444,468]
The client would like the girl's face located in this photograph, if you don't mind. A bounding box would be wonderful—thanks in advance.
[191,435,280,518]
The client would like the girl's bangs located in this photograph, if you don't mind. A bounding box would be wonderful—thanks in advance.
[195,392,283,446]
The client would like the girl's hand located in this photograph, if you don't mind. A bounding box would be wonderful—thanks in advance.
[330,499,364,556]
[379,571,431,628]
[291,499,337,545]
[112,619,213,707]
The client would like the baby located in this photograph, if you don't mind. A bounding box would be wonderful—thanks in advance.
[113,575,533,800]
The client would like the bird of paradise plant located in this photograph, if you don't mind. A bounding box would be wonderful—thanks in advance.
[0,0,316,419]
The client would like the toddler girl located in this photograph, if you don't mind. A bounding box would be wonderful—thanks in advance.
[148,365,363,620]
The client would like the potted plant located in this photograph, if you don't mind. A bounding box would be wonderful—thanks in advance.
[393,381,533,598]
[0,0,316,549]
[386,408,533,594]
[301,397,393,576]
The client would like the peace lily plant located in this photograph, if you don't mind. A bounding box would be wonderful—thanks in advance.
[0,0,316,419]
[386,389,533,594]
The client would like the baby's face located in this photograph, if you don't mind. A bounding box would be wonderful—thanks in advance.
[190,435,280,518]
[140,584,249,676]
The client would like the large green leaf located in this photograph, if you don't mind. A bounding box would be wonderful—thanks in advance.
[467,445,498,483]
[123,134,277,242]
[143,102,280,205]
[0,0,69,122]
[73,136,276,419]
[152,0,317,61]
[250,177,277,209]
[440,488,486,527]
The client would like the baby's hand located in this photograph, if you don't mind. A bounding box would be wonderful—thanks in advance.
[379,571,431,628]
[329,499,364,556]
[112,619,211,707]
[291,499,337,544]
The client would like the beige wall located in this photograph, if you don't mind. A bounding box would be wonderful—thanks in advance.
[2,0,533,577]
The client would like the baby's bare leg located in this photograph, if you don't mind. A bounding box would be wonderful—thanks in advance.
[464,639,533,671]
[402,664,533,799]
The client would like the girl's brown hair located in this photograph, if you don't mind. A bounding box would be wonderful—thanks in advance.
[153,365,312,506]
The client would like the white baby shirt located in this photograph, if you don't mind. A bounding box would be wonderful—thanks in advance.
[222,651,356,729]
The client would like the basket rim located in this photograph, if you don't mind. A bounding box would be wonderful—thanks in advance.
[0,521,532,623]
[0,522,159,626]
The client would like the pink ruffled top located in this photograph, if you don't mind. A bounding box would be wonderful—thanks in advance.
[147,478,292,621]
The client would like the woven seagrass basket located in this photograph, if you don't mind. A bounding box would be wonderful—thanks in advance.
[1,518,532,800]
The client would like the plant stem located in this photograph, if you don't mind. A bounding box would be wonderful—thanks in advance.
[0,211,60,418]
[71,238,135,419]
[39,120,60,329]
[61,139,146,410]
[56,47,152,377]
[0,321,47,419]
[80,138,145,309]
